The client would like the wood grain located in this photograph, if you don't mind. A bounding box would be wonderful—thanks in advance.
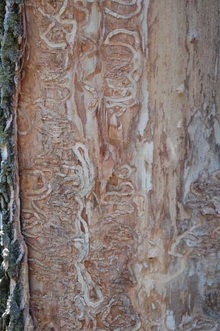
[17,0,220,330]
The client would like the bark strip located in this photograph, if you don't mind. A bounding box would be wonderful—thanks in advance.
[0,1,32,330]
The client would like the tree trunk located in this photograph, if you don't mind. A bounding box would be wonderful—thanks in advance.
[1,0,220,330]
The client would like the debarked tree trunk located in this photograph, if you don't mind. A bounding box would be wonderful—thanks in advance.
[1,0,220,330]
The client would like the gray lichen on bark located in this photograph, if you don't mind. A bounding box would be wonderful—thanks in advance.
[0,1,24,330]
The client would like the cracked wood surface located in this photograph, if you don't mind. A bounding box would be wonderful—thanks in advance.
[17,0,220,330]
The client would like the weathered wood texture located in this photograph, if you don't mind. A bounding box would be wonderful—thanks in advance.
[17,0,220,330]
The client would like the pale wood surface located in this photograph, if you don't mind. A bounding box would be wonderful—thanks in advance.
[17,1,220,330]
